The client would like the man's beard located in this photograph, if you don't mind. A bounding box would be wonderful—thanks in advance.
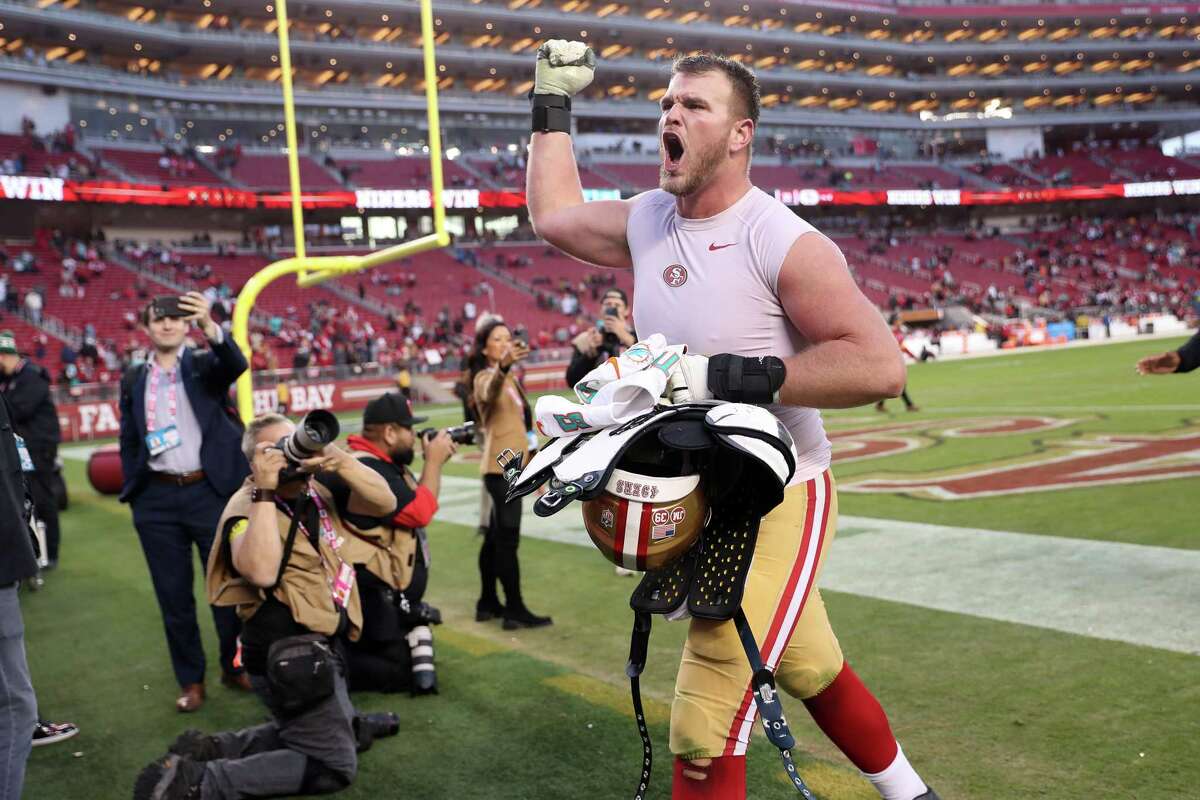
[659,136,725,197]
[393,447,415,467]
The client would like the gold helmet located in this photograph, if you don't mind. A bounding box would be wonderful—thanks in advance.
[582,467,708,572]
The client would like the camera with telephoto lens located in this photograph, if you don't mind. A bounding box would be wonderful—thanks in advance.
[417,421,477,446]
[275,410,341,479]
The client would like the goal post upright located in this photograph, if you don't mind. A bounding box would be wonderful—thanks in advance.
[232,0,450,423]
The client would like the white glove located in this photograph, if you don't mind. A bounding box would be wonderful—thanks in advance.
[534,40,596,97]
[666,354,712,404]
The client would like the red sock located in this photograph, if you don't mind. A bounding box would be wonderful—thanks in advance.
[671,755,746,799]
[802,662,898,774]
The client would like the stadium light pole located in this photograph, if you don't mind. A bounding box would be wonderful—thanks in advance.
[231,0,451,423]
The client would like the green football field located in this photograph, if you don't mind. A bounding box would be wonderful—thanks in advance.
[20,336,1200,799]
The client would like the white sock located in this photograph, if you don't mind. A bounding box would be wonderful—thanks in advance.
[863,744,927,800]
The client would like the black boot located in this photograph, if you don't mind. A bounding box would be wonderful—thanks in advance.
[133,754,205,800]
[168,730,221,762]
[354,712,400,753]
[475,598,505,622]
[502,608,553,630]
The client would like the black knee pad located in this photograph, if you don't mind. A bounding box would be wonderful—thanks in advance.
[300,757,354,794]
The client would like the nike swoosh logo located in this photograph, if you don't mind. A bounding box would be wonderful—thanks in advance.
[708,242,736,251]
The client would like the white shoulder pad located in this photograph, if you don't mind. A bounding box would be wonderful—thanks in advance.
[552,407,678,485]
[704,403,797,488]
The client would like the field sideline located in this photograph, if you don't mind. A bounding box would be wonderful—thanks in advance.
[23,336,1200,799]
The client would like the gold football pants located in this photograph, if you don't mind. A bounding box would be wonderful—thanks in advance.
[670,470,844,759]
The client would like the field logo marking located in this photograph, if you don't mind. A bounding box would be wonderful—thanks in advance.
[828,416,1074,464]
[839,419,1200,499]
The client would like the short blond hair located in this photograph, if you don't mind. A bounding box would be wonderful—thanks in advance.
[242,413,290,464]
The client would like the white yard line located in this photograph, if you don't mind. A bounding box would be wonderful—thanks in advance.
[436,476,1200,656]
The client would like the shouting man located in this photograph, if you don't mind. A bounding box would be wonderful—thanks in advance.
[526,43,937,800]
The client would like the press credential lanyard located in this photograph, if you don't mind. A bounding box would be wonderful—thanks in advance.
[275,488,355,610]
[145,361,177,433]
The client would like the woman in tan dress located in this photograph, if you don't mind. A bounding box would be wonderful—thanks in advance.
[469,320,552,629]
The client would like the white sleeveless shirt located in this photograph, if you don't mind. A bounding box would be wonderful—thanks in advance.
[626,186,832,482]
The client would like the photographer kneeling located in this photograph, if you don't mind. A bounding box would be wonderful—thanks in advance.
[135,412,397,800]
[318,393,458,696]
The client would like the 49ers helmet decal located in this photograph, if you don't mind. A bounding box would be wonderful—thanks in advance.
[503,402,797,574]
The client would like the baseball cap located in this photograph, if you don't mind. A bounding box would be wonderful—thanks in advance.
[0,330,16,355]
[363,392,428,428]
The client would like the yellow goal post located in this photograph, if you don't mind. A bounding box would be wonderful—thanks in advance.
[231,0,450,422]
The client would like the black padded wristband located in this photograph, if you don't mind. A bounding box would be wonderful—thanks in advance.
[530,93,572,134]
[708,354,786,404]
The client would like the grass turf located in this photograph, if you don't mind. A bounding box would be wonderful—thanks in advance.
[21,336,1200,798]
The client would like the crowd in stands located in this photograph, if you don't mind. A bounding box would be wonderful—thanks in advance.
[0,118,99,181]
[1018,212,1200,316]
[1,206,1196,394]
[867,211,1200,321]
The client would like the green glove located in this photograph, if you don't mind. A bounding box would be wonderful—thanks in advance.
[534,40,596,97]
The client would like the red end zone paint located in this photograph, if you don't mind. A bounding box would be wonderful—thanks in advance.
[834,416,1200,498]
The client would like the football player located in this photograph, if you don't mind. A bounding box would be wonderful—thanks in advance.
[526,43,937,800]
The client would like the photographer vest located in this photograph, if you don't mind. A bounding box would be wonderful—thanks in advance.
[337,450,421,592]
[207,479,363,641]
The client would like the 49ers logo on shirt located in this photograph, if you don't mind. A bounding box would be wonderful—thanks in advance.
[662,264,688,287]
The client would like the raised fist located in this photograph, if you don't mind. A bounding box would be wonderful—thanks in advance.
[534,40,596,98]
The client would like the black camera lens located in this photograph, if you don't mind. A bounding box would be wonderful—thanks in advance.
[280,410,340,463]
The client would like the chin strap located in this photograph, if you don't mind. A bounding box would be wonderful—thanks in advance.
[732,608,818,799]
[626,610,653,800]
[624,607,817,800]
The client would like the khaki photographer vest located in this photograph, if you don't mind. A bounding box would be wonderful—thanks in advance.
[207,479,363,641]
[337,450,420,591]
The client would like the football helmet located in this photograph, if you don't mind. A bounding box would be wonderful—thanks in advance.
[580,439,710,572]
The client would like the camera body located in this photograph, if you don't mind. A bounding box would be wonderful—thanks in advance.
[417,421,476,446]
[275,410,341,480]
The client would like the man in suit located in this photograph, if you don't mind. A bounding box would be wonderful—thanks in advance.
[119,292,251,713]
[0,330,63,567]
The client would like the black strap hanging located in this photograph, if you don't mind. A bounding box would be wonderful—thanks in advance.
[732,608,818,799]
[626,610,653,800]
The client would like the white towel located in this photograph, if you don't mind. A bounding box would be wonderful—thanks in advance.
[534,333,684,438]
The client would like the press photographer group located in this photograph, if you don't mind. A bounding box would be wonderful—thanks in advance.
[145,392,469,797]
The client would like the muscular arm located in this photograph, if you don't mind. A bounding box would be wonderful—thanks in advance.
[776,233,906,408]
[527,132,632,269]
[231,503,284,588]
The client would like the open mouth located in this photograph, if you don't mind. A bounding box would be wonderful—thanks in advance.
[662,131,685,171]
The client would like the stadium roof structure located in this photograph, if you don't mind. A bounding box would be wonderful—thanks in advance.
[2,0,1198,132]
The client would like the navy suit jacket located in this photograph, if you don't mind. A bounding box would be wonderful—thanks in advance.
[118,335,251,503]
